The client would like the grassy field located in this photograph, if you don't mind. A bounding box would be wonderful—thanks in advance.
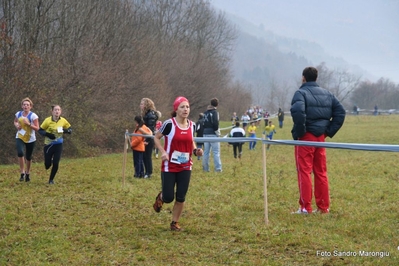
[1,115,398,265]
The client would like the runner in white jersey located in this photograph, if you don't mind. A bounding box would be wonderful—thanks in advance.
[14,97,40,182]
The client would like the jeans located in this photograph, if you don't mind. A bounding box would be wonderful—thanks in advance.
[249,134,257,150]
[202,134,222,172]
[132,150,144,177]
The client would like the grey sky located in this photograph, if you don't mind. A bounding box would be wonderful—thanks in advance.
[211,0,399,83]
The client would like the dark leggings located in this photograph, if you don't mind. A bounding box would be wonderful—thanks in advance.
[44,143,63,181]
[16,138,35,160]
[232,143,243,158]
[143,138,154,175]
[161,171,191,203]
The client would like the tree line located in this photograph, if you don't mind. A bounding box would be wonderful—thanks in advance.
[0,0,252,164]
[1,0,397,164]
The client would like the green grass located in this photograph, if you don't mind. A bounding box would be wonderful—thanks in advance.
[1,115,398,265]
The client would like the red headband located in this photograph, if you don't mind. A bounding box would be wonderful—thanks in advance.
[173,96,189,111]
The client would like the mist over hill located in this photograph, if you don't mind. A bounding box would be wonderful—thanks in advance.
[227,13,368,87]
[212,0,399,86]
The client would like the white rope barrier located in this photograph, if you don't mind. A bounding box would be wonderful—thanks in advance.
[126,132,399,152]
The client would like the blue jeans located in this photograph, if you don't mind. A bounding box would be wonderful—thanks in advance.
[249,133,257,150]
[202,134,222,172]
[132,150,144,177]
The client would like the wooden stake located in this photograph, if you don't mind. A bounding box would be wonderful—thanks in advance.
[122,130,128,187]
[262,135,269,224]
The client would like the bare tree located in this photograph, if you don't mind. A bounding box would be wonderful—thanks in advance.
[0,0,246,164]
[351,78,399,110]
[316,62,362,105]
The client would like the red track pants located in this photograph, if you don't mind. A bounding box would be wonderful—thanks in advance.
[295,132,330,213]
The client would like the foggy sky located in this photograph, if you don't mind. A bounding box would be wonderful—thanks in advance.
[211,0,399,83]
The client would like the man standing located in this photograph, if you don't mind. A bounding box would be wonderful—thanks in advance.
[277,108,284,128]
[195,113,205,160]
[290,67,345,214]
[202,98,222,172]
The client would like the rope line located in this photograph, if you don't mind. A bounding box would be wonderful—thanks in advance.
[125,133,399,152]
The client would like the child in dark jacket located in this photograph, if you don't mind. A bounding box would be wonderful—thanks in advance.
[229,122,246,159]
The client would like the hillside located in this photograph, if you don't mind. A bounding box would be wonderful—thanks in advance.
[226,13,368,88]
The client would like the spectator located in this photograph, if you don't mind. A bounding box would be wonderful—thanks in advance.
[229,122,245,159]
[195,113,205,160]
[290,66,345,214]
[202,98,222,172]
[374,104,378,116]
[131,116,151,178]
[140,98,160,178]
[353,105,357,115]
[278,108,285,128]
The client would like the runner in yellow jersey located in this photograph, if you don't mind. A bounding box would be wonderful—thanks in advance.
[39,105,72,184]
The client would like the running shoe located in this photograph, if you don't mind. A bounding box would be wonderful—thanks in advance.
[153,191,163,212]
[291,208,309,214]
[170,221,181,231]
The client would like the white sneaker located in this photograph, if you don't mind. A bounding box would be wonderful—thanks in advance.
[291,208,309,214]
[313,208,329,214]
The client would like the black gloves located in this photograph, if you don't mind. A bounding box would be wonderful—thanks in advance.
[39,127,71,139]
[45,132,56,139]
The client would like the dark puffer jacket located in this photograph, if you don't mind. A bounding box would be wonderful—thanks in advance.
[290,82,346,140]
[143,110,158,134]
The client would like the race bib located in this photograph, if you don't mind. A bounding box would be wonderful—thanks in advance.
[18,129,26,136]
[57,127,63,133]
[170,151,189,164]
